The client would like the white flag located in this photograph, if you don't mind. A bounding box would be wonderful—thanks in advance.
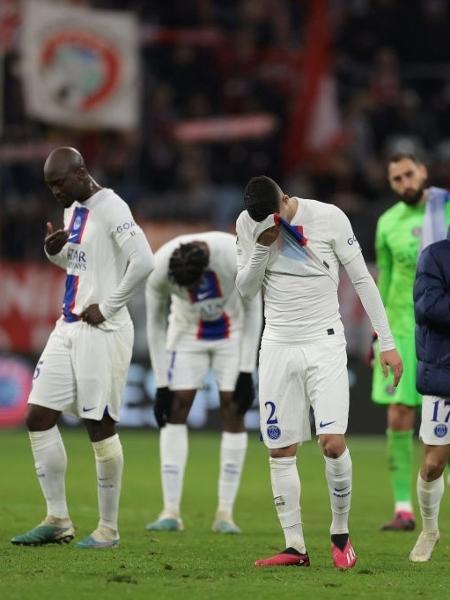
[21,0,139,129]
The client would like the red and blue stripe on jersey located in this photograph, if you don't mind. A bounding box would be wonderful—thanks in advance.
[189,270,230,340]
[62,206,89,322]
[274,214,308,246]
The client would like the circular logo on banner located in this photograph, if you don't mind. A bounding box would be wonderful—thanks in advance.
[0,356,33,427]
[39,30,121,112]
[434,423,448,438]
[267,425,281,440]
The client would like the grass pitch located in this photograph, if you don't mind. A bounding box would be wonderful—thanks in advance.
[0,429,448,600]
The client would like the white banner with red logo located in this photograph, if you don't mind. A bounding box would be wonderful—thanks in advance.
[20,0,139,129]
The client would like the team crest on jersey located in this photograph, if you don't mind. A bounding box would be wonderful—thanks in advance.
[434,423,448,438]
[267,425,281,440]
[411,227,422,237]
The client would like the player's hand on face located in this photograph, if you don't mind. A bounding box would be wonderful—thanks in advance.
[80,304,105,326]
[257,225,281,247]
[44,221,69,255]
[232,372,255,415]
[154,387,174,428]
[380,348,403,387]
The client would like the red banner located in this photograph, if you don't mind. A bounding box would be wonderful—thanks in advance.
[0,263,65,352]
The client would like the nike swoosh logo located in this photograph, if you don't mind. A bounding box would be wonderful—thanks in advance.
[197,291,211,300]
[82,407,96,412]
[335,487,348,492]
[319,420,336,428]
[68,234,78,241]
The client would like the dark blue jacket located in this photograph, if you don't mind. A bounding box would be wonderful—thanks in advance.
[414,227,450,396]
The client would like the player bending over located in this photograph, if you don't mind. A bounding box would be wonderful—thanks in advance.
[145,232,262,533]
[236,176,402,569]
[11,147,154,549]
[409,226,450,562]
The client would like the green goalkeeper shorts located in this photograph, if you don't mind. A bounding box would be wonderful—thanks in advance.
[371,333,422,407]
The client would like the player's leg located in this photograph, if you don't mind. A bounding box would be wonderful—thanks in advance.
[410,395,450,561]
[147,348,207,531]
[255,345,310,567]
[11,327,75,546]
[72,322,132,549]
[308,334,356,570]
[212,390,247,533]
[146,389,195,531]
[75,413,123,548]
[381,403,416,530]
[212,340,248,533]
[373,335,419,530]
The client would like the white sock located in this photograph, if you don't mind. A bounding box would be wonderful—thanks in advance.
[417,473,444,532]
[92,434,123,534]
[324,447,352,535]
[160,424,188,516]
[395,501,414,514]
[269,456,306,553]
[29,425,69,520]
[217,432,248,516]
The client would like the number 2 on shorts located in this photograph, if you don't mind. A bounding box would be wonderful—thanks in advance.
[264,401,278,425]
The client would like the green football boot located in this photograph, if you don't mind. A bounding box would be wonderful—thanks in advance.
[11,517,75,546]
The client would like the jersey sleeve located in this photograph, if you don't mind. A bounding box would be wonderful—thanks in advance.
[145,249,171,388]
[330,206,362,265]
[108,197,144,247]
[236,213,254,271]
[374,217,392,305]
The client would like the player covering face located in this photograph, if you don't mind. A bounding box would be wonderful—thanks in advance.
[11,147,154,549]
[236,175,402,569]
[145,232,262,534]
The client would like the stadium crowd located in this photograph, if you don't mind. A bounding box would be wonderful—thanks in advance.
[1,0,450,260]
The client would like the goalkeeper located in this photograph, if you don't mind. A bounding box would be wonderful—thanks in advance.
[372,152,450,531]
[145,232,262,534]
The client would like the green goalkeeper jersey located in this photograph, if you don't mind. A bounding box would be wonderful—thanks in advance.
[375,199,450,336]
[372,195,450,406]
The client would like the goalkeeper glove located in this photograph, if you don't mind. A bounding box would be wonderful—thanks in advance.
[154,387,173,428]
[233,372,255,415]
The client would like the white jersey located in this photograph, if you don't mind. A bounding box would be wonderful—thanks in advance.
[146,231,262,387]
[236,198,361,343]
[50,188,145,331]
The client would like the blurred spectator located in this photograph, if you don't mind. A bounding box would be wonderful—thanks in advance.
[1,0,450,260]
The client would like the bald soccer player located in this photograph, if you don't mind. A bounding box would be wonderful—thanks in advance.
[11,147,154,549]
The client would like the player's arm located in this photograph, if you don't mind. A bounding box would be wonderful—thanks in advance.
[234,291,263,414]
[332,208,403,386]
[44,221,69,268]
[95,231,154,322]
[86,204,154,324]
[344,253,402,385]
[374,219,392,305]
[145,269,174,427]
[145,270,170,388]
[414,246,450,328]
[235,213,274,300]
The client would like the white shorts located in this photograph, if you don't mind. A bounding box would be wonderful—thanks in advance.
[419,395,450,445]
[167,337,240,392]
[29,320,134,421]
[258,335,349,448]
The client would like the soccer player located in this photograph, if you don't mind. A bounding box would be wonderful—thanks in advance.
[11,147,154,549]
[145,232,262,534]
[409,227,450,562]
[371,153,450,531]
[236,176,402,569]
